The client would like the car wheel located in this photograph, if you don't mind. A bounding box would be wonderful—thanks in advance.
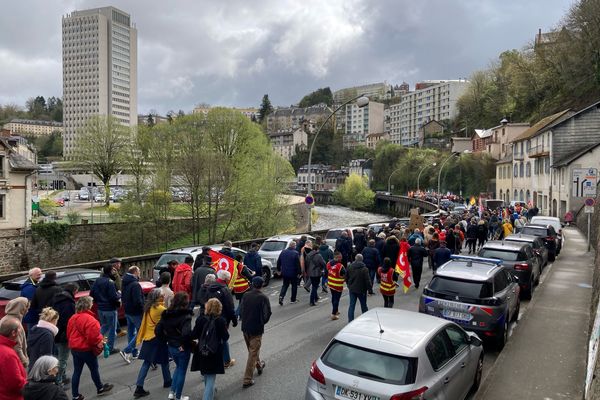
[523,277,534,300]
[548,251,556,262]
[470,354,484,393]
[262,267,271,286]
[496,316,509,350]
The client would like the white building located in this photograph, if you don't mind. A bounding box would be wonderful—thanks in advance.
[343,101,384,149]
[333,82,391,104]
[3,119,63,137]
[62,6,138,158]
[389,80,470,146]
[269,128,308,160]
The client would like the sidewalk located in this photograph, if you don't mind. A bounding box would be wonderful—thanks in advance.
[475,227,594,399]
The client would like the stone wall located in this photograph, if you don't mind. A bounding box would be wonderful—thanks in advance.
[585,200,600,399]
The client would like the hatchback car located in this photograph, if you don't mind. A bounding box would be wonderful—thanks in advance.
[419,255,520,349]
[519,224,559,261]
[504,234,549,268]
[324,227,364,249]
[530,216,563,252]
[306,308,483,400]
[152,245,273,285]
[478,241,540,299]
[258,234,315,277]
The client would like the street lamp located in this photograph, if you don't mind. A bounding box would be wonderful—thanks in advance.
[306,94,370,231]
[417,162,437,192]
[387,166,403,194]
[437,150,471,209]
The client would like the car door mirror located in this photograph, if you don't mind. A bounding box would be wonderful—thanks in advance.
[468,335,483,347]
[512,275,519,283]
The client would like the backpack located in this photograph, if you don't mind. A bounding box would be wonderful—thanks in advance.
[198,316,220,356]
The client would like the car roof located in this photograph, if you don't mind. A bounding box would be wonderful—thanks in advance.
[328,226,364,232]
[436,259,503,282]
[524,223,550,229]
[481,240,529,251]
[263,234,314,242]
[504,234,540,243]
[5,268,99,284]
[165,244,246,255]
[335,308,448,354]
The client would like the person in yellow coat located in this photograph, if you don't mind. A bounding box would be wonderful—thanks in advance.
[502,218,514,239]
[133,289,171,398]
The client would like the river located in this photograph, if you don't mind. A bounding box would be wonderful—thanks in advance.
[312,205,391,230]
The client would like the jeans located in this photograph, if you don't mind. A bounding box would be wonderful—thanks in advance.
[330,290,342,315]
[71,350,102,397]
[321,274,328,288]
[136,360,171,388]
[368,268,376,292]
[279,276,298,302]
[55,342,70,384]
[123,314,143,355]
[348,292,368,322]
[98,309,116,351]
[168,346,191,399]
[243,333,263,384]
[411,263,423,288]
[203,374,216,400]
[222,340,231,364]
[309,276,321,304]
[383,294,394,308]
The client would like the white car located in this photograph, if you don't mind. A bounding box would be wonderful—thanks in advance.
[258,234,315,276]
[324,226,364,249]
[306,308,484,400]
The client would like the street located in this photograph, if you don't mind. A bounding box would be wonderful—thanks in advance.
[72,252,552,400]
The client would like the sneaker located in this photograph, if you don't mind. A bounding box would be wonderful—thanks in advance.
[133,387,149,398]
[179,397,190,400]
[224,358,236,368]
[278,298,283,306]
[242,380,255,388]
[119,350,131,364]
[73,395,84,400]
[331,314,339,320]
[97,383,114,396]
[310,302,316,306]
[290,299,298,304]
[256,361,266,375]
[168,392,175,400]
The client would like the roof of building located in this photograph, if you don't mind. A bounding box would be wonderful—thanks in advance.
[552,140,600,167]
[474,129,493,139]
[8,119,62,127]
[542,99,600,133]
[496,154,513,164]
[511,109,572,142]
[8,153,37,171]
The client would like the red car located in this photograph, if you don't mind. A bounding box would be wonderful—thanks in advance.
[0,269,156,320]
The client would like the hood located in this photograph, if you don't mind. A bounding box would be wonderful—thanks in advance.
[319,244,329,251]
[177,263,192,272]
[122,273,139,287]
[351,261,367,269]
[52,290,75,306]
[5,296,28,318]
[208,282,227,294]
[39,279,57,289]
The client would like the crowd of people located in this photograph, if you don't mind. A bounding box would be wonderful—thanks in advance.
[0,242,272,400]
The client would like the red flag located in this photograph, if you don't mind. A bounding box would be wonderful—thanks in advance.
[395,241,412,293]
[208,250,238,289]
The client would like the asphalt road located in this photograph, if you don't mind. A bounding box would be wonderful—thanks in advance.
[71,259,551,400]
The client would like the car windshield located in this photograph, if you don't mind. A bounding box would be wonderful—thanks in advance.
[325,230,343,240]
[0,280,26,300]
[520,227,547,237]
[154,253,190,269]
[478,248,524,261]
[260,241,287,252]
[429,276,494,298]
[322,340,416,385]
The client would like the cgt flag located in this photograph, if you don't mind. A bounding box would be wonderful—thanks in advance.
[395,241,412,293]
[469,196,476,206]
[208,249,238,290]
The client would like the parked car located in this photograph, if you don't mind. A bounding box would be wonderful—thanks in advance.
[366,223,387,235]
[93,193,104,203]
[519,224,559,261]
[152,245,274,285]
[78,191,89,201]
[530,216,563,252]
[55,198,65,207]
[324,226,364,249]
[478,240,541,299]
[0,269,155,320]
[258,234,316,277]
[306,308,484,400]
[504,234,549,268]
[419,255,520,349]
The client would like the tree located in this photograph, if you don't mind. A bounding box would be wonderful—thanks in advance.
[258,94,273,122]
[334,174,375,210]
[146,114,155,127]
[298,87,333,107]
[73,116,129,206]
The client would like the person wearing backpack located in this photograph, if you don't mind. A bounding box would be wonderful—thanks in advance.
[155,292,193,400]
[190,298,229,400]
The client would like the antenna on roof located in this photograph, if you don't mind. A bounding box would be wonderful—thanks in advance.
[375,310,384,334]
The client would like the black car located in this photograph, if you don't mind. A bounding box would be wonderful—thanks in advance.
[505,234,549,268]
[478,241,541,300]
[519,224,559,261]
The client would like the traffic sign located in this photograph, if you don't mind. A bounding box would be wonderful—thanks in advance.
[585,198,596,207]
[572,168,598,198]
[305,194,314,206]
[586,205,595,214]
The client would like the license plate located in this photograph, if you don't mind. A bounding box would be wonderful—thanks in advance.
[442,309,473,321]
[436,299,469,311]
[335,386,380,400]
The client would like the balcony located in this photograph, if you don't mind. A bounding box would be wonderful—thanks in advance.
[528,143,549,158]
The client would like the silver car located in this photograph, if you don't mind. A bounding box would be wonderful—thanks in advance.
[306,308,484,400]
[258,234,316,276]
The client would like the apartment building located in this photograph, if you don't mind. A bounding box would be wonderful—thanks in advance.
[365,132,389,149]
[333,82,391,104]
[192,106,259,121]
[343,101,384,149]
[473,122,529,160]
[62,6,138,158]
[269,128,308,160]
[389,80,469,146]
[3,119,63,137]
[266,103,329,135]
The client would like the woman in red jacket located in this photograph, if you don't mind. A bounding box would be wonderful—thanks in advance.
[67,296,113,400]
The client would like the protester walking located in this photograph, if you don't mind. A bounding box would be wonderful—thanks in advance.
[159,272,175,309]
[89,264,120,354]
[192,248,216,308]
[206,269,237,368]
[243,243,263,277]
[23,355,68,400]
[407,238,428,289]
[317,236,333,293]
[0,317,27,400]
[433,241,452,271]
[21,267,42,332]
[277,241,301,306]
[133,289,172,398]
[239,277,271,388]
[67,296,113,400]
[0,296,29,368]
[155,292,193,400]
[335,231,353,266]
[191,298,229,400]
[427,232,440,270]
[232,254,254,318]
[326,252,345,320]
[27,307,59,372]
[466,219,478,254]
[31,271,62,322]
[51,283,77,387]
[172,256,194,299]
[361,239,380,295]
[377,258,398,308]
[304,241,326,306]
[120,266,145,364]
[345,254,370,322]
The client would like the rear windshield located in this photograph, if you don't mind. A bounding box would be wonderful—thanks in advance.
[322,340,416,385]
[520,227,547,237]
[260,241,287,252]
[325,230,343,240]
[0,281,24,300]
[153,253,190,270]
[478,248,525,262]
[429,276,493,299]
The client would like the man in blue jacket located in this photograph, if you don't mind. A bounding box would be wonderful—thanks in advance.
[20,267,42,332]
[119,266,144,363]
[361,239,381,294]
[90,264,121,354]
[277,241,300,306]
[243,243,263,276]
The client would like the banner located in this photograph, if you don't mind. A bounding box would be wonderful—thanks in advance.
[208,249,238,289]
[395,241,412,293]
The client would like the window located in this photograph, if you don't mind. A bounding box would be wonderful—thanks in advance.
[0,194,4,219]
[514,164,518,178]
[526,162,531,177]
[494,272,509,293]
[445,326,469,354]
[426,331,455,370]
[519,162,524,177]
[0,155,4,177]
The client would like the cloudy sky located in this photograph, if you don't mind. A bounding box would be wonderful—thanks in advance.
[0,0,574,115]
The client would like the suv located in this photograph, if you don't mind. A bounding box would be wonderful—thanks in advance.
[530,216,563,252]
[504,234,549,268]
[258,234,315,277]
[419,255,520,349]
[152,245,274,285]
[324,227,364,249]
[478,240,541,299]
[519,224,559,261]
